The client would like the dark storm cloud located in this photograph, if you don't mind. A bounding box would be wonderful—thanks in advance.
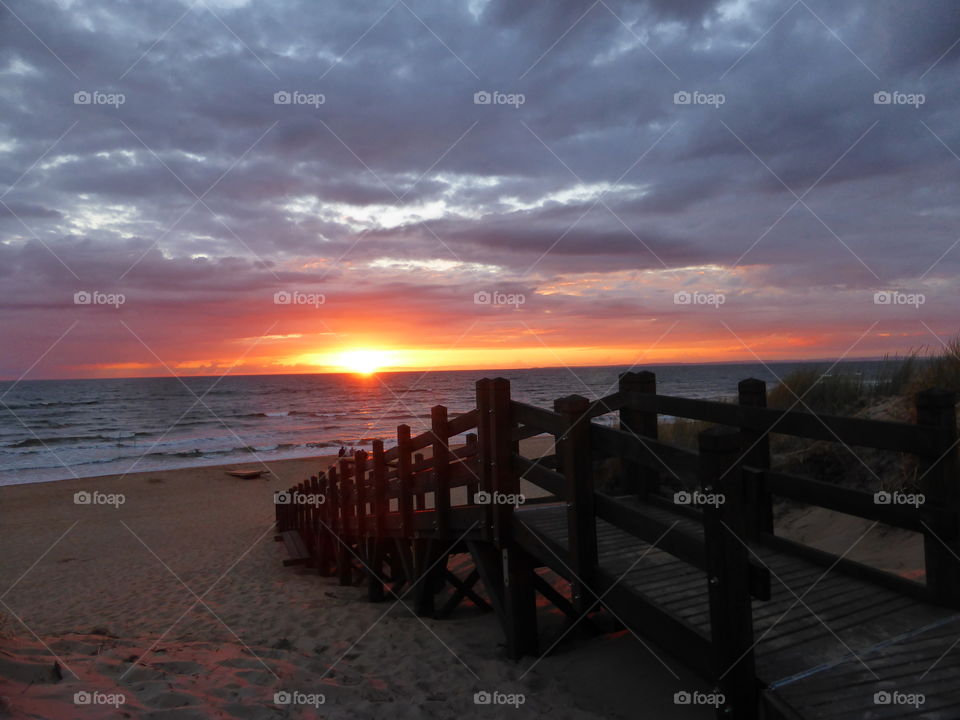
[1,0,959,375]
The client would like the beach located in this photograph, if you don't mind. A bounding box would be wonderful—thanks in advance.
[0,445,720,719]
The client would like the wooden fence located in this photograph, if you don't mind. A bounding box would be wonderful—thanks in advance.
[274,372,958,719]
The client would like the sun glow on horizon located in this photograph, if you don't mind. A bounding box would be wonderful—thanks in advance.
[330,349,390,375]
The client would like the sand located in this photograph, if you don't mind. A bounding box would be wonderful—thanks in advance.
[0,446,717,720]
[0,436,926,719]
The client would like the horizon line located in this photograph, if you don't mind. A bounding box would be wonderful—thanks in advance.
[0,354,906,383]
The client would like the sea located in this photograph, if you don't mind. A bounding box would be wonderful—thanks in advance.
[0,361,889,485]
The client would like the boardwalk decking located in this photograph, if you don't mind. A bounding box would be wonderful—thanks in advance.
[273,374,960,719]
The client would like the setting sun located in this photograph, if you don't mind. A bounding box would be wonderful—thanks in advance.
[332,349,387,375]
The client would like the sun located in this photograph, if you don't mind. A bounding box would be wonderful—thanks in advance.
[334,349,384,375]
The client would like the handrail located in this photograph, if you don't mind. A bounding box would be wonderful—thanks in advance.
[755,467,956,535]
[632,394,932,454]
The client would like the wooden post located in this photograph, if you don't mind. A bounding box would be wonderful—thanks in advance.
[397,425,414,540]
[739,378,773,540]
[489,378,516,548]
[475,380,494,536]
[308,475,320,560]
[368,440,387,601]
[414,452,426,510]
[699,427,758,719]
[917,389,960,605]
[432,405,451,540]
[327,466,341,578]
[337,459,353,586]
[554,394,598,612]
[317,472,333,577]
[355,450,368,541]
[465,432,479,506]
[502,544,539,659]
[619,371,658,498]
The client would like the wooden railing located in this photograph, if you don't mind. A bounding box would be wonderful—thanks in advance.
[275,371,958,719]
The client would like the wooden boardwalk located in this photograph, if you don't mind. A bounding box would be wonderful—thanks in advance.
[274,374,960,719]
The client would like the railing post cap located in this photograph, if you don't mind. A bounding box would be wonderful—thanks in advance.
[619,370,655,388]
[916,388,956,408]
[554,394,590,413]
[738,378,766,393]
[698,426,740,452]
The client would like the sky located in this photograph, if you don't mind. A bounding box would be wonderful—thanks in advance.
[0,0,958,379]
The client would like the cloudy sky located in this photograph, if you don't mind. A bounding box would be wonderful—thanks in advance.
[1,0,958,378]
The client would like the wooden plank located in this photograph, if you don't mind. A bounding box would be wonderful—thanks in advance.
[699,427,759,719]
[633,394,931,454]
[590,424,700,480]
[739,378,773,539]
[447,408,479,436]
[760,532,930,601]
[619,371,658,497]
[432,405,451,541]
[512,454,565,497]
[489,378,516,547]
[762,469,944,533]
[554,394,598,612]
[916,389,960,606]
[511,401,564,435]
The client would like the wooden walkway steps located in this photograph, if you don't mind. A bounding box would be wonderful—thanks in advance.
[273,374,960,719]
